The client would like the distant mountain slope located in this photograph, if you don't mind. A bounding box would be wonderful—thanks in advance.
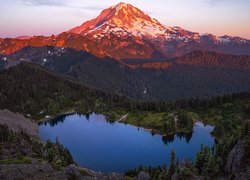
[1,46,250,101]
[174,51,250,70]
[0,3,249,60]
[0,46,150,98]
[129,51,250,70]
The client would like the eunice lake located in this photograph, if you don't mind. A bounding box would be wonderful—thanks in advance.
[39,113,215,173]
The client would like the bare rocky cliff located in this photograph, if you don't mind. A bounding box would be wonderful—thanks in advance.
[225,139,250,179]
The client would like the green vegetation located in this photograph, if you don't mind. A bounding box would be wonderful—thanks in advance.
[125,96,250,179]
[0,156,32,165]
[1,62,250,122]
[0,124,73,170]
[168,149,176,179]
[201,100,250,172]
[0,63,95,119]
[0,63,250,178]
[195,145,220,177]
[103,110,194,135]
[124,149,179,179]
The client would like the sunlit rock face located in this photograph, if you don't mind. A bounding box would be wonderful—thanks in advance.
[0,2,250,61]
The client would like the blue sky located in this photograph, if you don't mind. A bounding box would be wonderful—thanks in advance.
[0,0,249,38]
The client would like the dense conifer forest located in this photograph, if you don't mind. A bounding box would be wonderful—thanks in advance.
[0,62,249,179]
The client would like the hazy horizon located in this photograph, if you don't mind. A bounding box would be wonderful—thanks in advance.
[1,0,250,39]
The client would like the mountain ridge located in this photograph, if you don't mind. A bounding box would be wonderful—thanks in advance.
[0,2,249,60]
[128,50,250,70]
[1,46,250,101]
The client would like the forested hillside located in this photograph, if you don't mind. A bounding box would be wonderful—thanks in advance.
[1,46,250,101]
[0,62,249,179]
[0,62,116,118]
[1,61,249,123]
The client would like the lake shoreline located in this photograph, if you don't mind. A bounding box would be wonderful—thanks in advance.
[38,109,77,123]
[39,112,215,173]
[39,110,198,138]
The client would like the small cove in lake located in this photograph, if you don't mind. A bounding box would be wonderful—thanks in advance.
[39,113,215,173]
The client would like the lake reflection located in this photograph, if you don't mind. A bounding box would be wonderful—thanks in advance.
[39,113,215,173]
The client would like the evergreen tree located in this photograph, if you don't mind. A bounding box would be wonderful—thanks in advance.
[168,149,176,178]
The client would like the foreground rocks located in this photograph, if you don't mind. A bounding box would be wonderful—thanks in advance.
[225,139,250,180]
[0,160,125,180]
[0,160,66,180]
[137,171,150,180]
[0,109,37,136]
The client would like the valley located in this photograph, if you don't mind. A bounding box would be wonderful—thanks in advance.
[0,61,249,179]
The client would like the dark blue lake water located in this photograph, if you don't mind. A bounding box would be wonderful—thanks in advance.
[39,113,215,173]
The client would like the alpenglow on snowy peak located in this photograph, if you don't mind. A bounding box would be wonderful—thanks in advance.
[0,2,250,60]
[68,2,250,60]
[68,2,165,36]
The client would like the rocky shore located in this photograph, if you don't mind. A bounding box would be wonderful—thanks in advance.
[0,109,37,136]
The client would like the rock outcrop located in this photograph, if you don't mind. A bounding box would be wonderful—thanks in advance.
[225,139,250,179]
[0,160,125,180]
[137,171,150,180]
[0,109,37,136]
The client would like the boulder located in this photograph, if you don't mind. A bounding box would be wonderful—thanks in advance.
[137,171,150,180]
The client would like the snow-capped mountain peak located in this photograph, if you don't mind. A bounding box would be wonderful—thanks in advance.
[0,2,249,60]
[68,2,164,37]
